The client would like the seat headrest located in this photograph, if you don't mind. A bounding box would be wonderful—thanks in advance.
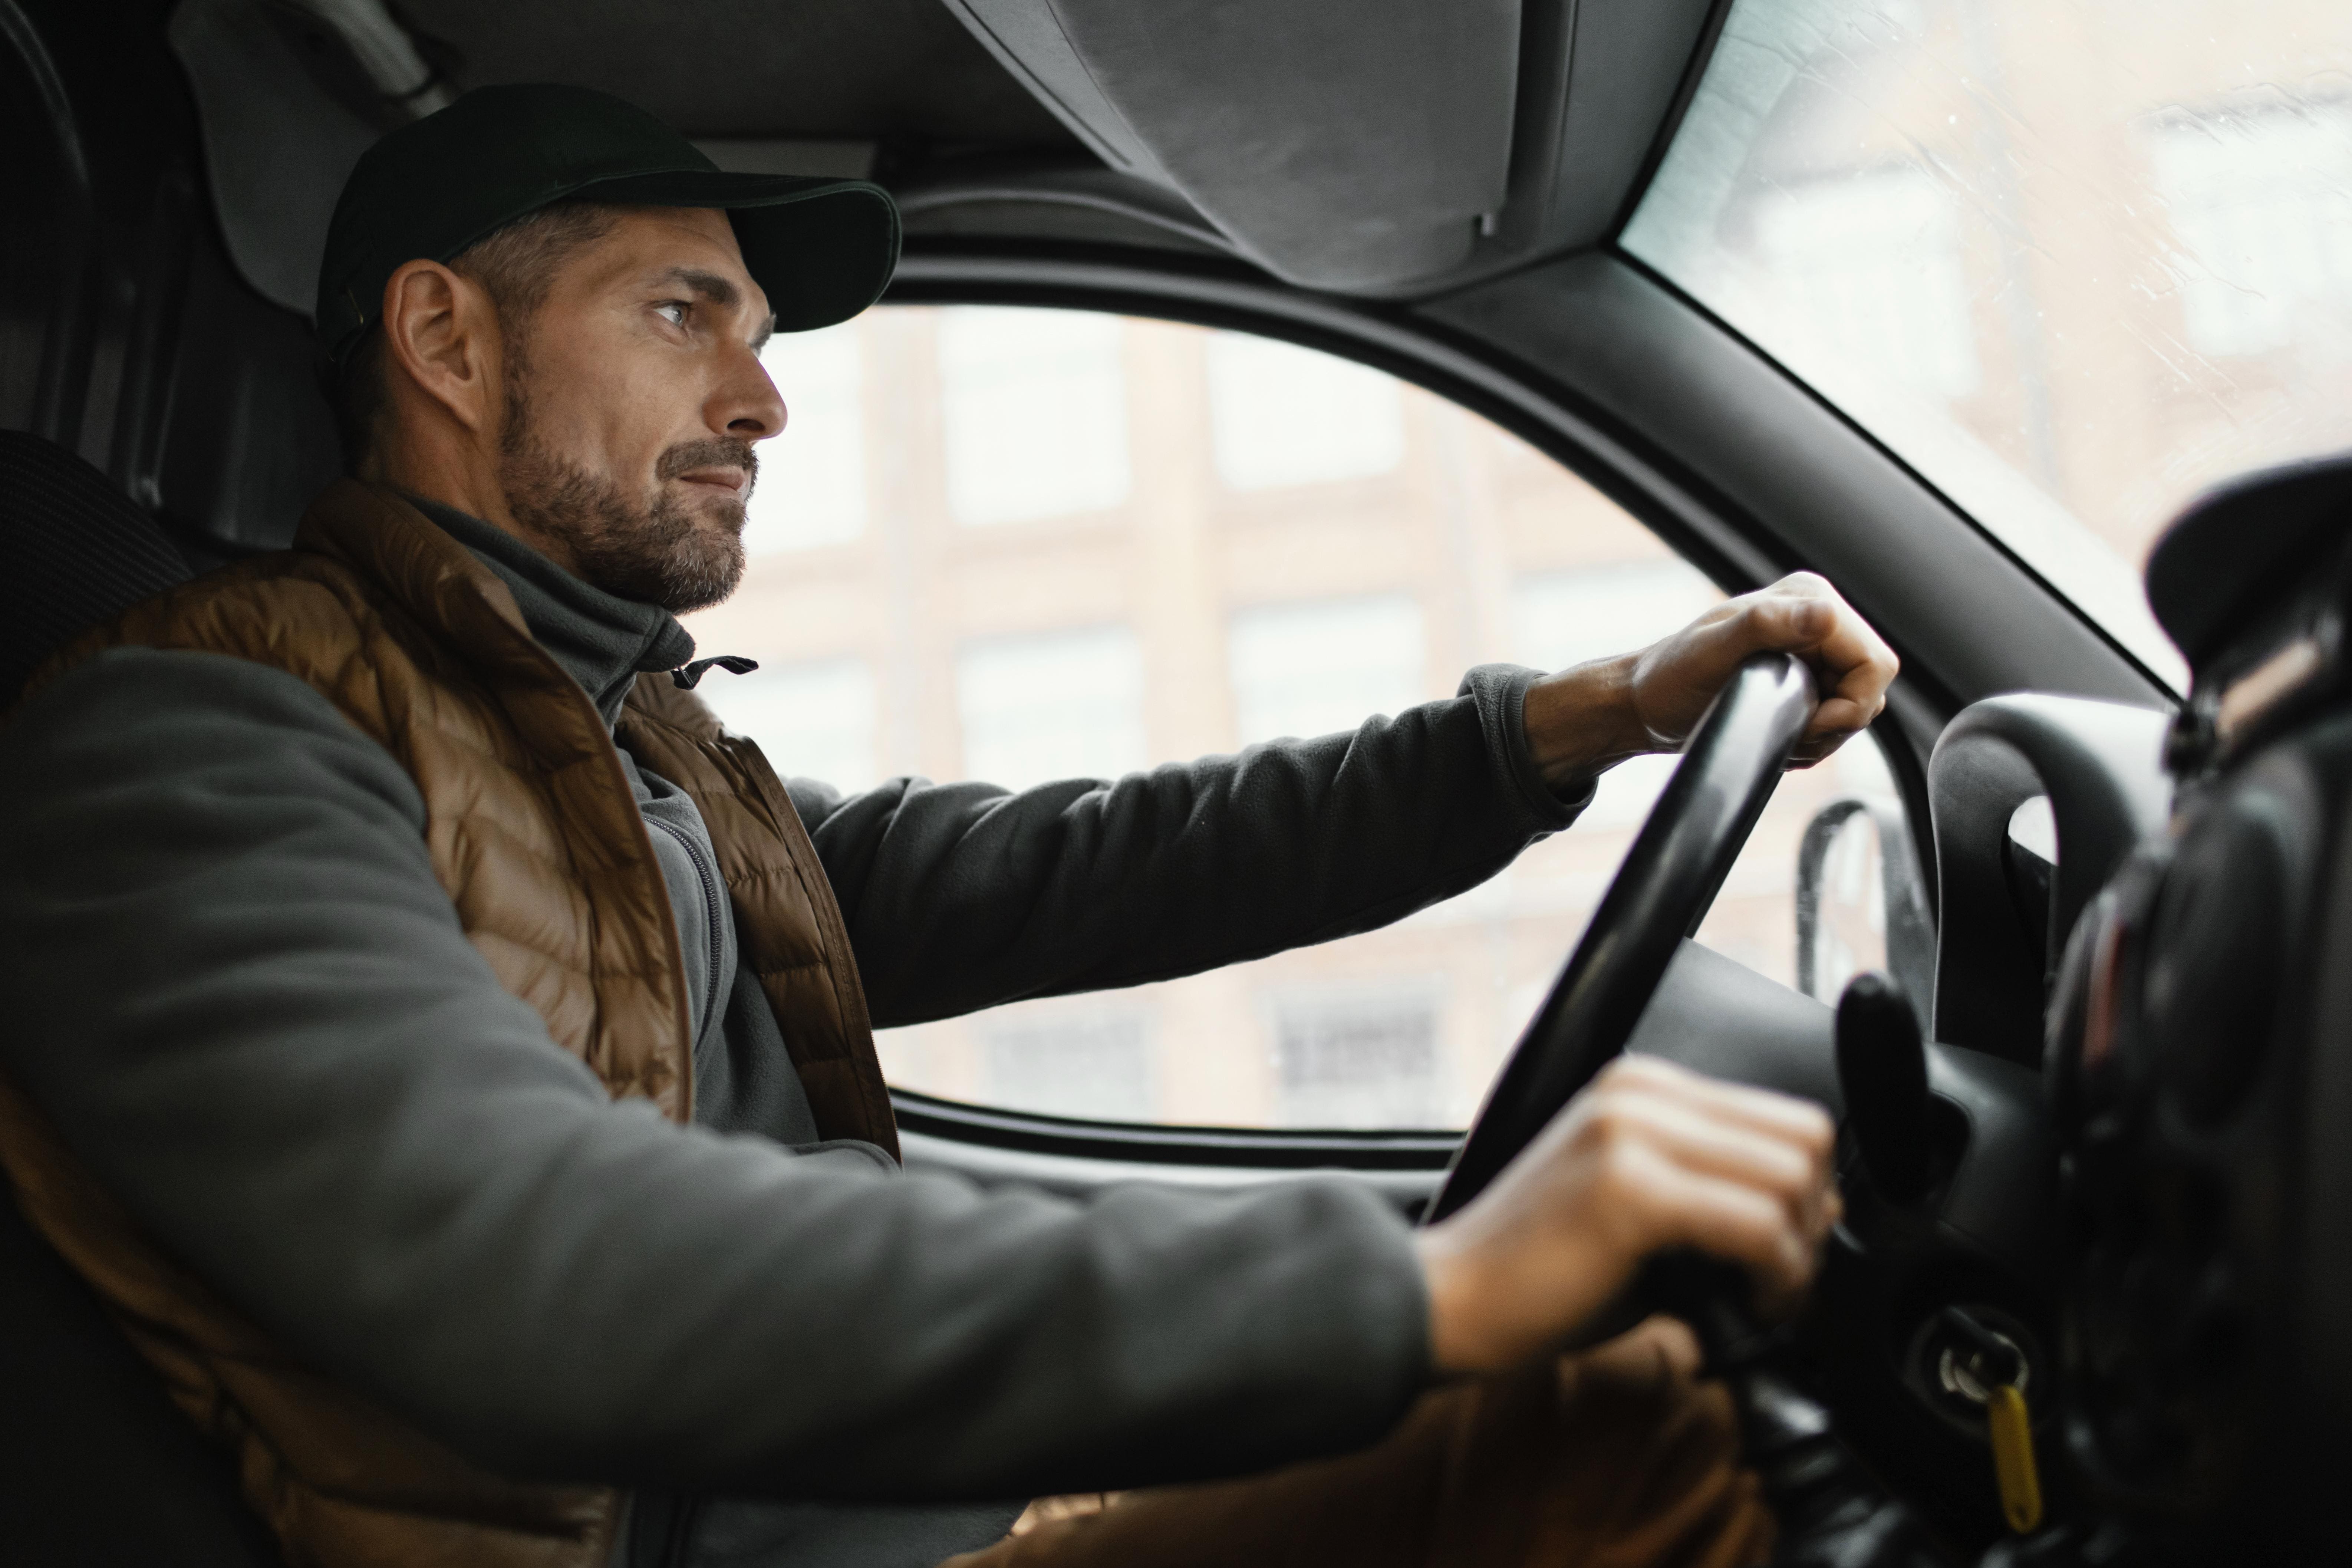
[0,431,195,709]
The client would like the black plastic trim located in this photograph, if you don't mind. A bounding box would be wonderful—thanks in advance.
[891,1089,1460,1170]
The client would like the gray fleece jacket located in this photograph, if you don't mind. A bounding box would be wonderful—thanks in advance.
[0,501,1585,1568]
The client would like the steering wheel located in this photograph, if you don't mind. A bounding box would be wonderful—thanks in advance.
[1429,652,1817,1221]
[1424,653,1979,1565]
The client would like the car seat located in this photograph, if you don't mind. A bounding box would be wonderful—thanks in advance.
[0,428,283,1564]
[0,429,197,703]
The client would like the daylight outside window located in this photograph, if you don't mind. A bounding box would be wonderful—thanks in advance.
[687,306,1904,1131]
[938,306,1131,526]
[741,321,866,554]
[1622,0,2352,691]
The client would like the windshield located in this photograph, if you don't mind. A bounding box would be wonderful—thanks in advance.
[1623,0,2352,691]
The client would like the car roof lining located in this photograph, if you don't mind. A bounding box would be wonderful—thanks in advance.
[177,0,1735,319]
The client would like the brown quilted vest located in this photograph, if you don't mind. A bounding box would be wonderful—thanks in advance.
[0,481,898,1568]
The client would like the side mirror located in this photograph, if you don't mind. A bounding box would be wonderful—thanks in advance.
[1796,795,1934,1027]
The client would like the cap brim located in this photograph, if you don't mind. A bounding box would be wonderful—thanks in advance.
[585,169,900,332]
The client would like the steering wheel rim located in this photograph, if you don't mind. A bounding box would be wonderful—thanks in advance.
[1428,652,1818,1223]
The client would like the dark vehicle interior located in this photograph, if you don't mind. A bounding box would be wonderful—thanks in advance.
[4,1,2349,1564]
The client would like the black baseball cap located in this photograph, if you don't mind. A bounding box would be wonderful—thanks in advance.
[316,83,900,365]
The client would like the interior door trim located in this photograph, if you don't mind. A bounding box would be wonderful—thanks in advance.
[893,1089,1459,1171]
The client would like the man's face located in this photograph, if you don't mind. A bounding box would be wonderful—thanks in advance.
[495,207,783,613]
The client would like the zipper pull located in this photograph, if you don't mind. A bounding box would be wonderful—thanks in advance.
[673,655,758,689]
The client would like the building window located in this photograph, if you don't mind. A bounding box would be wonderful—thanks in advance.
[983,1010,1155,1122]
[1272,988,1443,1129]
[745,322,865,552]
[1228,594,1426,745]
[697,658,879,793]
[1752,168,1980,399]
[1205,332,1406,490]
[938,307,1131,525]
[2151,103,2352,359]
[956,626,1147,790]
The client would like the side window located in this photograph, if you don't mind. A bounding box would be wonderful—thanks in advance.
[683,307,1908,1130]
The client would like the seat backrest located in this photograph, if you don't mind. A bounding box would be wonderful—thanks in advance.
[0,429,194,705]
[0,428,282,1565]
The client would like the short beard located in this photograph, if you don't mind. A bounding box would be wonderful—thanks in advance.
[495,366,753,616]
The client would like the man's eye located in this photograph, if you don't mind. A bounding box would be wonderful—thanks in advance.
[656,301,689,327]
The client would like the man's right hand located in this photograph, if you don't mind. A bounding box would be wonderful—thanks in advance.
[1413,1055,1839,1375]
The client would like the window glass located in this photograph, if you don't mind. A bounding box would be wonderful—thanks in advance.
[956,626,1147,791]
[1512,561,1722,673]
[685,306,1907,1130]
[2151,108,2352,357]
[1623,0,2352,692]
[1271,985,1443,1127]
[983,1008,1155,1123]
[698,658,878,794]
[1229,595,1425,742]
[1751,171,1979,399]
[1206,332,1406,489]
[744,322,865,552]
[938,307,1131,525]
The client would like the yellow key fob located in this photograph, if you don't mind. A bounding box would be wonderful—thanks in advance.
[1986,1383,2043,1534]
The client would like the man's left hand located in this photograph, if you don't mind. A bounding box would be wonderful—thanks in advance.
[1521,571,1898,794]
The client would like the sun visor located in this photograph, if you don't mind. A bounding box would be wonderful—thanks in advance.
[168,0,405,318]
[941,0,1521,291]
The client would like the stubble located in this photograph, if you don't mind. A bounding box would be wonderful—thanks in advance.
[495,356,754,614]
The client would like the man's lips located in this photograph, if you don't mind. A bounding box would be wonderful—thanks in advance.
[675,466,750,494]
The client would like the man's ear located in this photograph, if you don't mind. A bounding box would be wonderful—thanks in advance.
[378,260,503,440]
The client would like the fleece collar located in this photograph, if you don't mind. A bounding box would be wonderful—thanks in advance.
[404,495,698,728]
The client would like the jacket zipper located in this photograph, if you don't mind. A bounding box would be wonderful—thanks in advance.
[646,816,727,1045]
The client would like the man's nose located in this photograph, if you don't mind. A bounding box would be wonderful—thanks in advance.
[715,346,786,440]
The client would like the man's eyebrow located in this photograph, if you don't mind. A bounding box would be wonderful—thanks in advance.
[652,266,775,350]
[654,266,742,307]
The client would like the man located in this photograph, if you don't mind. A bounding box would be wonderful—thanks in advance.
[0,86,1894,1568]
